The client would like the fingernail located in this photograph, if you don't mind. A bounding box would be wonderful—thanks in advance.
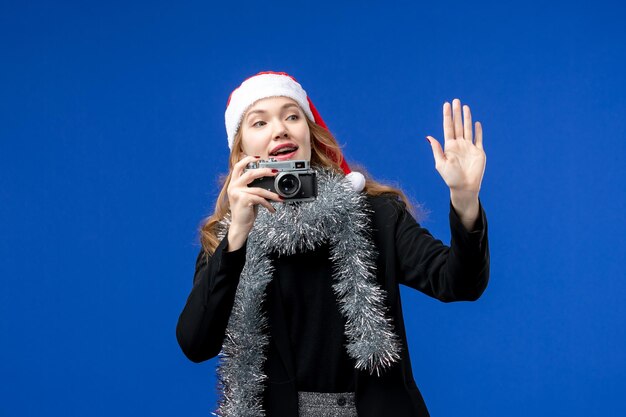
[271,169,279,173]
[425,137,431,144]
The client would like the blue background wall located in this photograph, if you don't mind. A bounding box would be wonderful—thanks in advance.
[2,1,625,416]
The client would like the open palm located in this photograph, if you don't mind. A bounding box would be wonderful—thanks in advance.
[427,99,486,195]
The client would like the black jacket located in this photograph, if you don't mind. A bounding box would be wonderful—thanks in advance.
[177,195,490,416]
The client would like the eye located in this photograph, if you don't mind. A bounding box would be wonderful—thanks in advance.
[252,120,266,127]
[287,114,299,121]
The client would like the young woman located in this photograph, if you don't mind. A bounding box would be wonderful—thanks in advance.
[176,71,490,417]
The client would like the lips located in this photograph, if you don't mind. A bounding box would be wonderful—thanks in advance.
[269,143,299,159]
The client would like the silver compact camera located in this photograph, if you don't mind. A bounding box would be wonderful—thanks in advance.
[245,159,317,202]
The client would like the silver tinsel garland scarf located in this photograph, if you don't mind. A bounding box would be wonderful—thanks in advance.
[215,169,401,417]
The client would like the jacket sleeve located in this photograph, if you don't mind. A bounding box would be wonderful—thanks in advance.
[176,235,246,362]
[395,199,490,302]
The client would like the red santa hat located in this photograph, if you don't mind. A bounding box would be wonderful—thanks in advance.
[224,71,366,192]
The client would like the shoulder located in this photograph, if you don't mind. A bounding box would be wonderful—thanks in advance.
[365,193,406,213]
[364,193,407,224]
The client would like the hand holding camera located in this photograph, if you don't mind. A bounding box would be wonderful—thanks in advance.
[226,156,282,251]
[226,157,317,252]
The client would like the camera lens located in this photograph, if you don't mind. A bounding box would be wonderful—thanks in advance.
[276,173,301,198]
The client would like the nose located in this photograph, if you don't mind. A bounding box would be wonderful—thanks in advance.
[273,123,289,140]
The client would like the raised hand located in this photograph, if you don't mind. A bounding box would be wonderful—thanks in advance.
[226,155,283,251]
[426,99,486,230]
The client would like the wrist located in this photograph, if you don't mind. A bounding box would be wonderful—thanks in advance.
[227,223,250,252]
[450,189,478,209]
[450,190,480,231]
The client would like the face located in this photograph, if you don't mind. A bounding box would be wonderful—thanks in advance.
[240,96,311,161]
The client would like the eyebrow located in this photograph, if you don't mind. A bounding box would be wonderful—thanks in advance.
[245,103,300,121]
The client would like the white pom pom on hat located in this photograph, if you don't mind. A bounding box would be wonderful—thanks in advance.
[224,71,365,192]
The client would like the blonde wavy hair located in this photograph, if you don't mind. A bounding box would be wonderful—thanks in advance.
[200,117,415,255]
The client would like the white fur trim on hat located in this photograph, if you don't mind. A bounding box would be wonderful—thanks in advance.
[225,73,315,149]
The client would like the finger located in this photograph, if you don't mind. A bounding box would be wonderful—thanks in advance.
[426,136,445,170]
[246,194,276,213]
[452,98,464,139]
[232,155,261,180]
[443,102,454,140]
[475,121,484,150]
[463,105,473,143]
[242,187,284,203]
[237,167,277,186]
